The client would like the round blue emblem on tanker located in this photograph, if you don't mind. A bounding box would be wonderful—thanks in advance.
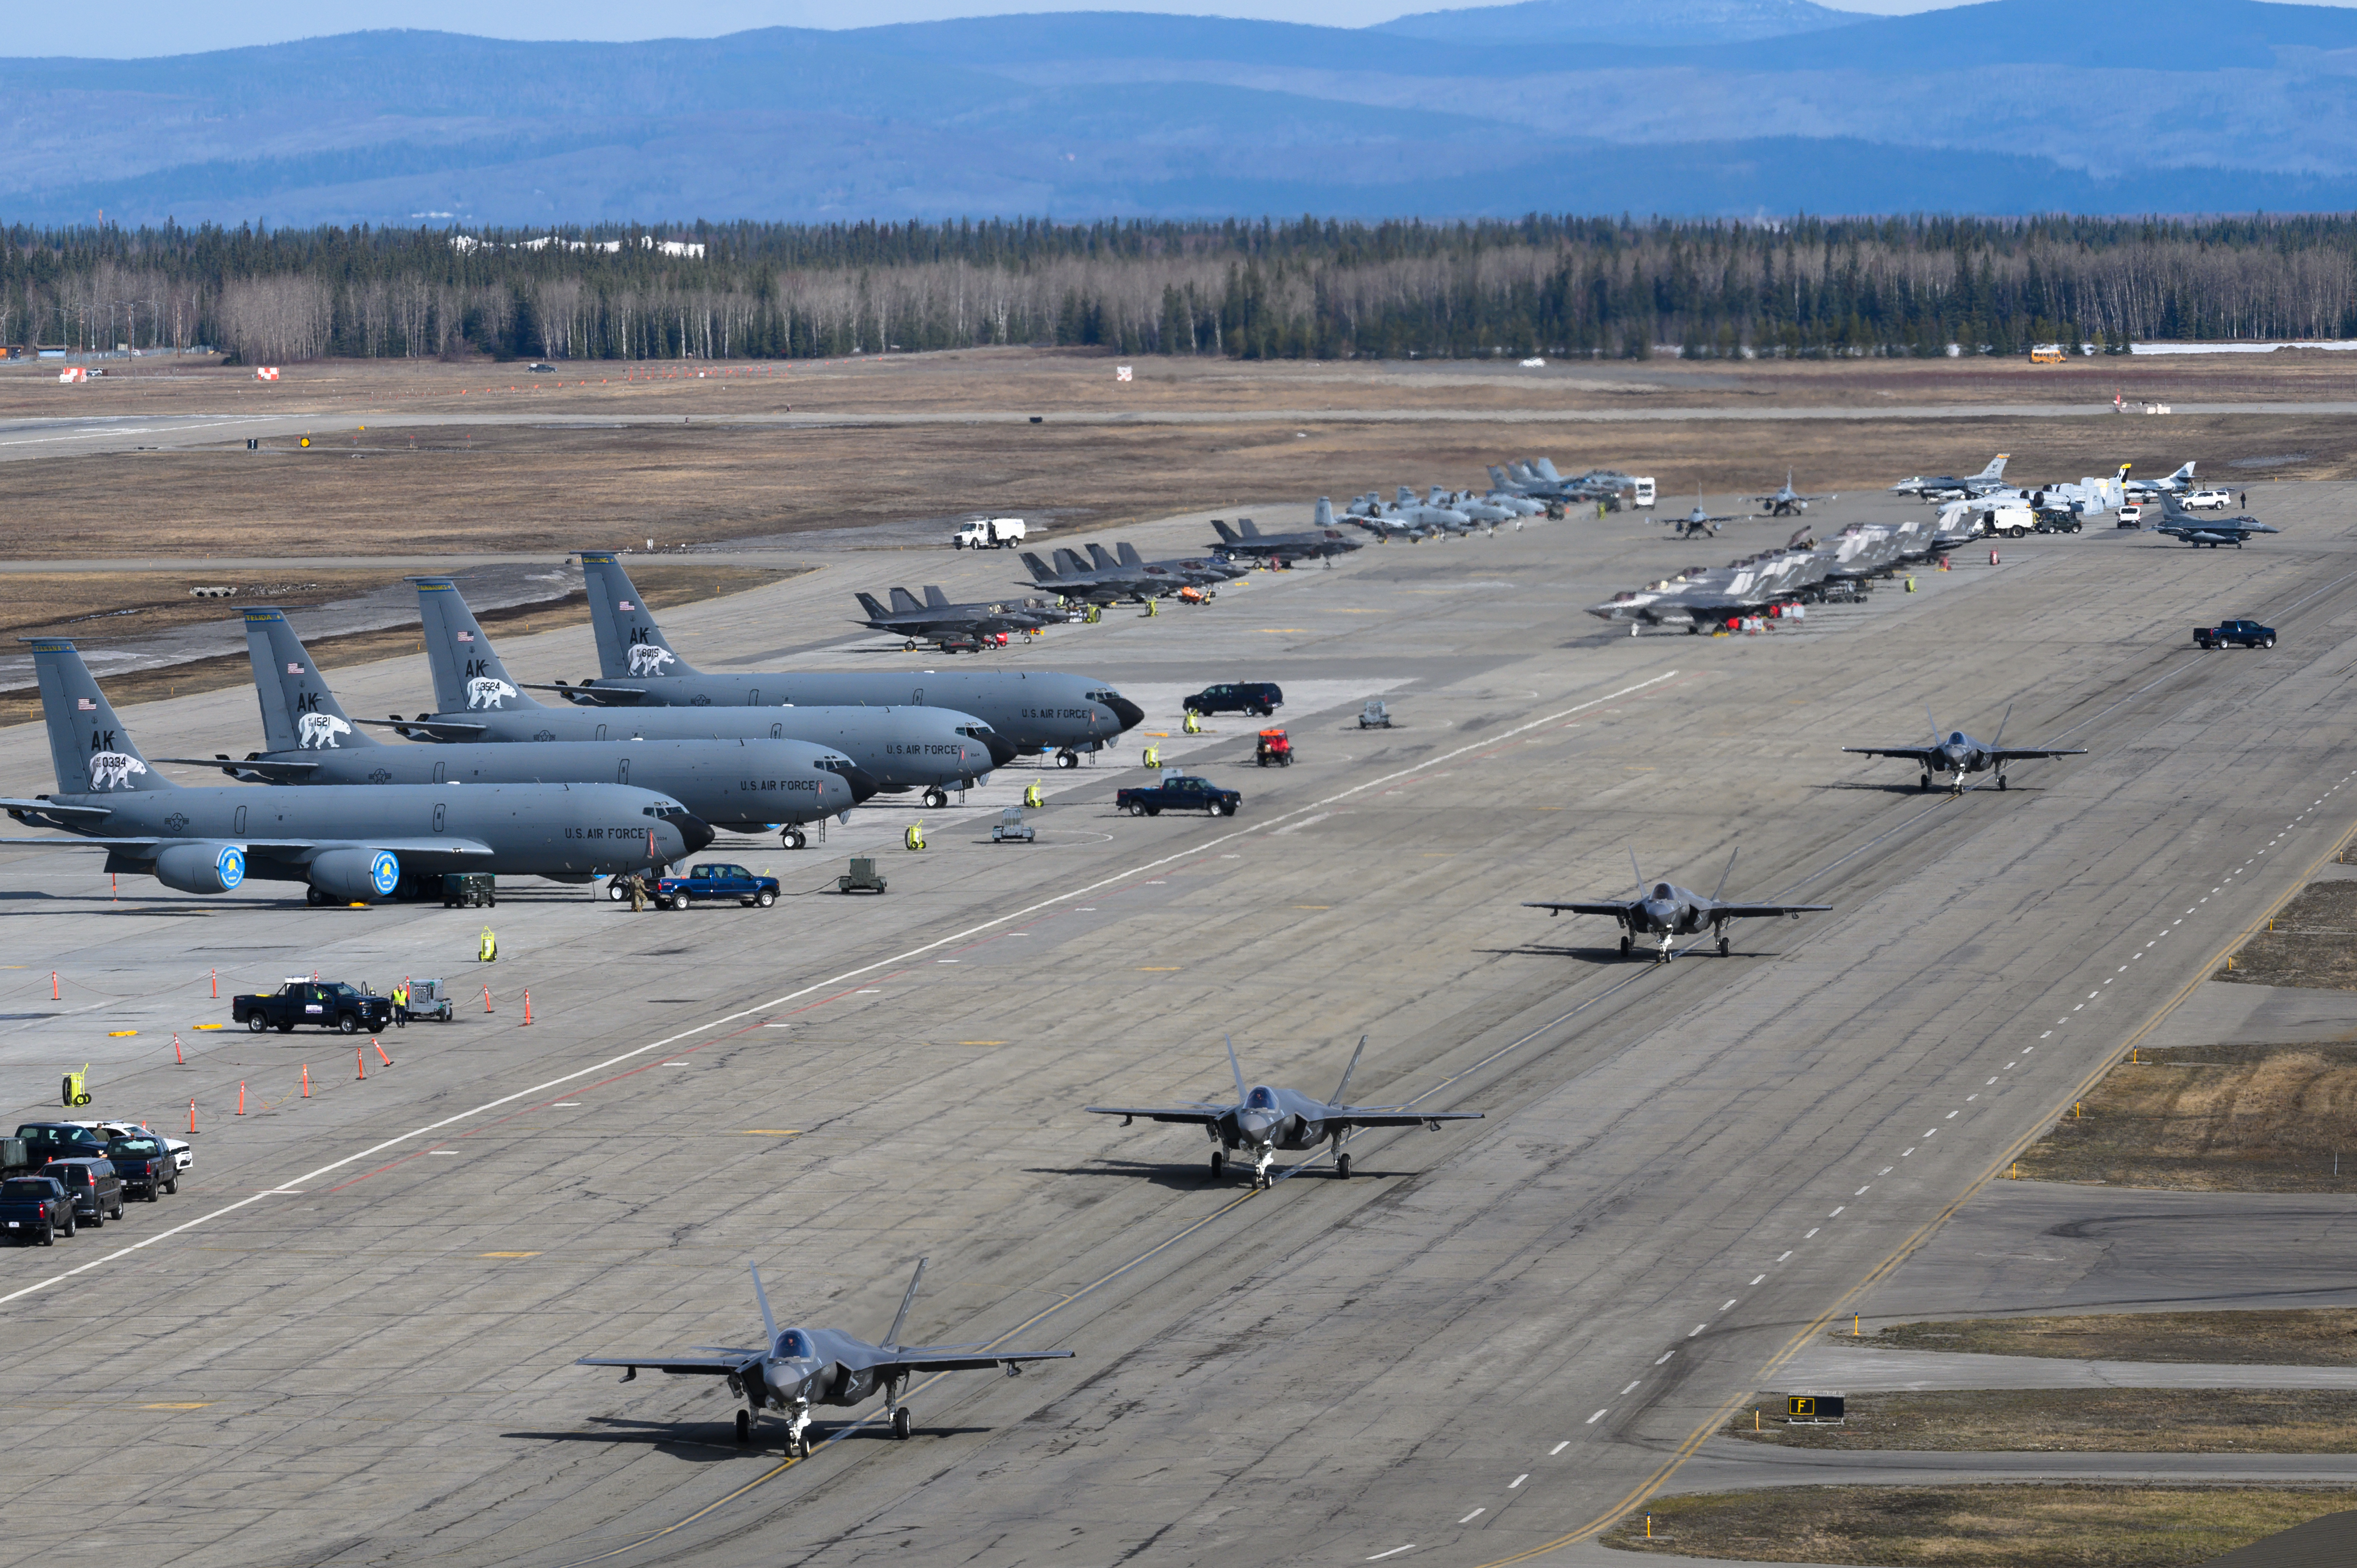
[216,844,245,890]
[370,850,400,897]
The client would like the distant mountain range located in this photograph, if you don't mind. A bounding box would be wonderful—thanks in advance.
[10,0,2357,224]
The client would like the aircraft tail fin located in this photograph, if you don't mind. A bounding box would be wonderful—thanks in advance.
[1428,486,1449,508]
[1019,551,1057,581]
[1534,459,1564,482]
[1927,706,1943,749]
[923,585,950,608]
[751,1262,778,1345]
[1224,1032,1248,1106]
[1980,454,2009,480]
[1054,549,1094,577]
[1086,543,1119,570]
[577,550,700,679]
[2174,460,2197,482]
[26,639,176,796]
[1710,847,1738,903]
[1313,497,1335,528]
[1992,701,2013,750]
[886,587,923,614]
[1116,542,1143,567]
[856,591,894,620]
[884,1257,927,1348]
[242,608,377,753]
[411,579,544,715]
[1395,485,1415,507]
[1331,1034,1368,1106]
[1211,519,1241,544]
[1629,847,1644,904]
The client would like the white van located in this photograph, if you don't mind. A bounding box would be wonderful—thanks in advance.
[1631,477,1656,508]
[2116,503,2147,529]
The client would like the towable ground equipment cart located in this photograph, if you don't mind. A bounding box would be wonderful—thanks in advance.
[1256,728,1293,767]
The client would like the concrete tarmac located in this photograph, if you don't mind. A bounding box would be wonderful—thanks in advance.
[4,490,2357,1567]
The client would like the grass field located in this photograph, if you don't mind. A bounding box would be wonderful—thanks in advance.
[1603,1485,2357,1564]
[1727,1388,2357,1452]
[1844,1308,2357,1365]
[2217,879,2357,991]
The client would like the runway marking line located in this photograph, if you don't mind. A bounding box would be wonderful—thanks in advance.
[1462,782,2357,1568]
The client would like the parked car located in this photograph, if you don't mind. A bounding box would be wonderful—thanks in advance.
[103,1133,177,1200]
[233,979,396,1035]
[1116,775,1243,818]
[76,1120,192,1173]
[0,1176,74,1243]
[654,863,780,909]
[2183,489,2234,510]
[40,1159,123,1227]
[1183,681,1283,717]
[2194,619,2276,649]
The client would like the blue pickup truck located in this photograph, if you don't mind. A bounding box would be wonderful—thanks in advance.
[655,863,781,909]
[2194,618,2276,650]
[1116,776,1242,818]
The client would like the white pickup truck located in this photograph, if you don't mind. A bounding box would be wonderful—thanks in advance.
[954,517,1027,549]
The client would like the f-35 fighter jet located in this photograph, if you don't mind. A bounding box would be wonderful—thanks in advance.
[853,587,1052,648]
[2153,491,2280,549]
[1206,515,1364,562]
[578,1259,1071,1457]
[1844,706,2086,792]
[1524,849,1830,962]
[1086,1036,1483,1188]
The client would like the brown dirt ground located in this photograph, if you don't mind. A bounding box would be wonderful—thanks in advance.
[1842,1308,2357,1365]
[1727,1388,2357,1452]
[2218,879,2357,990]
[0,410,2340,562]
[1602,1485,2357,1566]
[0,564,795,720]
[2016,1041,2357,1192]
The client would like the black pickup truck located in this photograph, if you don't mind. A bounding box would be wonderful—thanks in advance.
[233,980,395,1034]
[104,1133,178,1201]
[0,1175,74,1243]
[2194,619,2276,649]
[1116,775,1242,818]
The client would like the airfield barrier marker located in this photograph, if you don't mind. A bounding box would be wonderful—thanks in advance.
[188,1099,195,1134]
[522,991,532,1026]
[301,1065,309,1099]
[356,1047,365,1082]
[172,1034,182,1064]
[50,971,58,1000]
[236,1083,245,1116]
[210,968,217,999]
[483,985,494,1014]
[375,1039,393,1067]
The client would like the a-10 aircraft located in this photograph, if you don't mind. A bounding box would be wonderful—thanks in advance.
[578,1259,1072,1457]
[1753,470,1836,516]
[2153,491,2278,549]
[160,609,874,848]
[1844,706,2086,792]
[1524,849,1830,961]
[1086,1036,1483,1188]
[0,640,704,902]
[853,587,1052,649]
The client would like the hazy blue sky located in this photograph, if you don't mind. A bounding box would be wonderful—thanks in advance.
[20,0,1976,58]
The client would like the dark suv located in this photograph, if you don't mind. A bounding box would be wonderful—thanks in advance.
[1183,681,1283,718]
[40,1159,124,1227]
[105,1134,178,1201]
[16,1122,107,1166]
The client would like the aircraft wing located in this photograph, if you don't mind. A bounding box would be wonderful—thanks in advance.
[1841,746,1938,764]
[0,836,495,854]
[867,1346,1074,1376]
[1521,900,1635,917]
[1707,902,1833,920]
[1327,1107,1485,1129]
[1084,1104,1225,1125]
[1987,747,2087,762]
[152,756,321,780]
[518,682,647,705]
[576,1353,757,1377]
[354,717,489,740]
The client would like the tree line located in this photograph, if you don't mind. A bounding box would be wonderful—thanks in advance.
[7,215,2357,363]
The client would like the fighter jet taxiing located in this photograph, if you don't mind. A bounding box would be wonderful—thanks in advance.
[1524,849,1830,962]
[1673,488,1742,537]
[579,1259,1072,1456]
[0,640,703,902]
[1843,706,2086,792]
[2153,491,2278,549]
[1086,1035,1483,1188]
[1753,470,1836,516]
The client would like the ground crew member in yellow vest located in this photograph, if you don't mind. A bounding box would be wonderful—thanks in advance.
[392,981,409,1026]
[479,926,497,963]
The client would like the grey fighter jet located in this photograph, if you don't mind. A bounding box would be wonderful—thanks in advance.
[579,1259,1071,1456]
[1524,849,1831,962]
[400,580,999,809]
[0,640,704,902]
[1018,547,1185,605]
[572,554,1141,769]
[1890,454,2009,500]
[1341,493,1434,541]
[1753,470,1836,517]
[160,609,874,849]
[2154,491,2279,549]
[1205,515,1364,562]
[2124,460,2198,497]
[1089,542,1243,588]
[853,588,1050,649]
[1440,488,1517,527]
[1673,488,1742,537]
[1844,706,2086,793]
[1086,1035,1484,1189]
[1481,473,1547,516]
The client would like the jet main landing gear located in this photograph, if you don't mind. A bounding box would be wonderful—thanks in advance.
[892,1406,913,1440]
[1208,1150,1225,1180]
[1054,749,1079,769]
[781,824,808,849]
[1335,1153,1353,1180]
[922,786,949,809]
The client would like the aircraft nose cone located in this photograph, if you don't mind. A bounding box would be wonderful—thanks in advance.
[1105,694,1145,732]
[977,728,1019,768]
[675,813,716,856]
[839,764,883,804]
[1237,1110,1278,1141]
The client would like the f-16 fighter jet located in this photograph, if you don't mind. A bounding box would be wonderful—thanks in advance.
[2153,491,2279,549]
[1086,1036,1483,1188]
[1524,849,1830,962]
[1753,469,1836,516]
[579,1259,1071,1457]
[1844,705,2086,793]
